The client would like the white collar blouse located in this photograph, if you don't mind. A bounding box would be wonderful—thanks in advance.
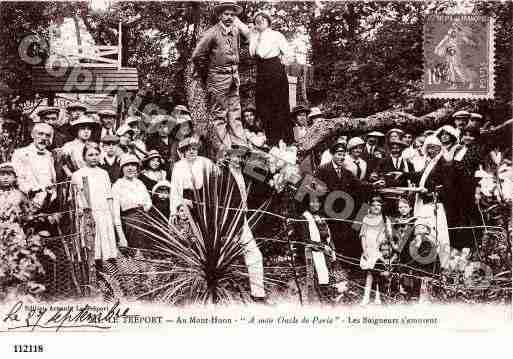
[249,28,290,61]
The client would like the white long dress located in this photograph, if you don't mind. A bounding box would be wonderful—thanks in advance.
[360,214,391,270]
[413,155,451,269]
[72,166,118,260]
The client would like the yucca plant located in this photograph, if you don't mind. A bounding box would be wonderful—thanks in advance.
[108,165,278,305]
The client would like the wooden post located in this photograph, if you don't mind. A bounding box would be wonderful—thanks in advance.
[418,277,431,303]
[118,20,122,70]
[80,176,96,296]
[304,246,319,304]
[81,176,91,210]
[288,75,297,110]
[47,93,55,106]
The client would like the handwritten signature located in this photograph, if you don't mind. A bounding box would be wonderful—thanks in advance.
[2,300,130,331]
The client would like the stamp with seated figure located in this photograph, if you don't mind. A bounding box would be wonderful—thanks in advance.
[423,15,495,99]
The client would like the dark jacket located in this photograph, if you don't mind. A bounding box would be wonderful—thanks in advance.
[411,156,453,206]
[314,161,371,257]
[361,145,385,172]
[377,155,415,187]
[99,156,122,184]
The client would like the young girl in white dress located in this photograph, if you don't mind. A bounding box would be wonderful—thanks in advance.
[72,142,126,269]
[360,196,392,304]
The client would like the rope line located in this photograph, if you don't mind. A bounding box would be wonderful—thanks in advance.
[187,199,508,231]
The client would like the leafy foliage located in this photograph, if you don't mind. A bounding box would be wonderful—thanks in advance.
[0,223,48,300]
[2,1,510,122]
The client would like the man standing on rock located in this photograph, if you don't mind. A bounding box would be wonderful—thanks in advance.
[191,1,250,150]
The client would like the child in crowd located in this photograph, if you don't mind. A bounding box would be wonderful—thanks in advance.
[72,143,125,270]
[392,196,418,298]
[99,135,122,184]
[302,196,336,291]
[360,196,392,305]
[373,240,400,302]
[151,180,172,220]
[171,204,197,249]
[0,163,33,224]
[242,106,267,150]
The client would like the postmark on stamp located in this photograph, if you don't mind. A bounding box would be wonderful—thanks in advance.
[423,15,495,99]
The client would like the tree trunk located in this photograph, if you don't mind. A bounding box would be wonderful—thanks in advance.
[184,3,220,158]
[298,106,456,152]
[73,14,82,54]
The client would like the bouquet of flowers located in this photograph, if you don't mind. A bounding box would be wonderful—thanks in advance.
[476,163,513,203]
[266,141,301,192]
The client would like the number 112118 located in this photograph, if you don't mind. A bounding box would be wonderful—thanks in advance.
[13,344,44,353]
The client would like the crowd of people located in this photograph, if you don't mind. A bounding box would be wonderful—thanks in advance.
[0,0,510,303]
[0,99,511,304]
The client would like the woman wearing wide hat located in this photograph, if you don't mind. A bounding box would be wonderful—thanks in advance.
[61,115,101,177]
[112,154,153,252]
[249,11,292,146]
[242,105,267,149]
[139,150,169,193]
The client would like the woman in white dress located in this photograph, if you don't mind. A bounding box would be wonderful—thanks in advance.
[169,136,217,217]
[413,136,452,269]
[71,142,126,266]
[112,154,153,252]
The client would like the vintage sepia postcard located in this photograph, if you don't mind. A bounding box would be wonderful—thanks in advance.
[0,0,511,357]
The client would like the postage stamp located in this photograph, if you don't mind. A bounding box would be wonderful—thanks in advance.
[423,15,495,99]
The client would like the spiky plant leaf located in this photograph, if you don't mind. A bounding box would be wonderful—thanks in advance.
[113,164,275,305]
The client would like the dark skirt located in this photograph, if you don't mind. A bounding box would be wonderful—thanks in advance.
[255,56,291,146]
[122,208,153,250]
[182,188,204,228]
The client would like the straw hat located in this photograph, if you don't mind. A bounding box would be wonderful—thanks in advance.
[436,125,459,140]
[366,131,385,138]
[308,107,324,121]
[116,124,134,137]
[214,1,242,16]
[100,134,120,144]
[470,113,483,120]
[291,105,310,116]
[69,115,100,129]
[452,110,471,119]
[242,105,256,115]
[36,106,60,118]
[66,102,87,112]
[0,162,17,176]
[174,105,191,115]
[347,137,365,150]
[152,180,172,195]
[386,128,404,137]
[125,116,141,126]
[142,150,163,164]
[98,110,117,118]
[119,154,140,168]
[330,141,347,154]
[178,136,201,150]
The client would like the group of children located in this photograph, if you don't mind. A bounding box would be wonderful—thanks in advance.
[359,195,436,304]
